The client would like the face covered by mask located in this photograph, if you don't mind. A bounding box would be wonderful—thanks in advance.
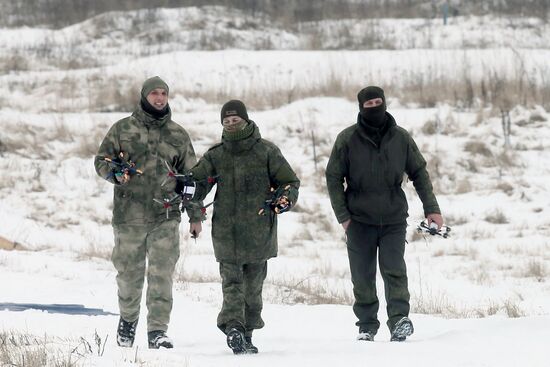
[357,86,387,128]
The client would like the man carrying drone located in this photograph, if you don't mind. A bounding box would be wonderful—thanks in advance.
[326,86,444,343]
[190,100,300,355]
[94,76,202,349]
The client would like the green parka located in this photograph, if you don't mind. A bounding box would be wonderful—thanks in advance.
[191,121,300,264]
[94,104,202,225]
[326,112,440,225]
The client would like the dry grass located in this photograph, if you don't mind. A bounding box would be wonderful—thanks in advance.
[268,276,353,305]
[0,330,90,367]
[464,140,492,157]
[412,290,525,319]
[484,209,509,224]
[421,119,438,135]
[444,214,469,226]
[174,268,220,284]
[77,242,112,262]
[455,178,473,194]
[494,182,514,196]
[521,260,546,282]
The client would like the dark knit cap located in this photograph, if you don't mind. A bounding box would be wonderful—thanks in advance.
[220,100,249,123]
[141,76,169,99]
[357,86,386,109]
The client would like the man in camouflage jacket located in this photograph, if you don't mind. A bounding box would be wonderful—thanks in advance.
[94,76,202,349]
[326,86,444,342]
[190,100,300,354]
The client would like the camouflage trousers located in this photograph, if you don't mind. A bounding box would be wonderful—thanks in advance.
[217,261,267,337]
[346,220,410,333]
[111,220,180,332]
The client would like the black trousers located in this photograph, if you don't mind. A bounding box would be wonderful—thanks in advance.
[346,220,410,332]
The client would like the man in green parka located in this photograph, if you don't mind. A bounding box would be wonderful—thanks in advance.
[326,86,444,342]
[191,100,300,354]
[94,76,203,349]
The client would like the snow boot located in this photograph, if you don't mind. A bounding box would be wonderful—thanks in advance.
[244,336,258,354]
[226,327,247,354]
[390,317,414,342]
[148,330,174,349]
[116,317,138,348]
[357,328,376,341]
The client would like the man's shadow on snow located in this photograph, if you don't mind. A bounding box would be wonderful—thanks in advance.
[0,303,118,316]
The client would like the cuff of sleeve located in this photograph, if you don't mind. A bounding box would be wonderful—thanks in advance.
[186,208,205,223]
[423,206,441,216]
[336,212,351,224]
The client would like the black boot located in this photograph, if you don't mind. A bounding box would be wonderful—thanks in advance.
[226,327,247,354]
[357,328,377,341]
[148,330,174,349]
[244,336,258,353]
[117,317,138,348]
[390,317,414,342]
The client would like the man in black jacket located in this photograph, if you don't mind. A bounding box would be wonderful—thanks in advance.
[325,86,443,341]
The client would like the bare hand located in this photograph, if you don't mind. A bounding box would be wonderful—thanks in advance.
[189,221,202,239]
[341,219,351,231]
[426,213,444,229]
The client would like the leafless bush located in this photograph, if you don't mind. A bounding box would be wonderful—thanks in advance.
[484,209,509,224]
[495,151,520,168]
[464,141,492,157]
[495,182,514,196]
[421,119,438,135]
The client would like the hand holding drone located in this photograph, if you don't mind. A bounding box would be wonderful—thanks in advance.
[100,152,143,184]
[416,220,451,238]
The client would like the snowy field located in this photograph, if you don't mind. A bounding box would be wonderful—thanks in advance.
[1,97,549,366]
[1,5,550,367]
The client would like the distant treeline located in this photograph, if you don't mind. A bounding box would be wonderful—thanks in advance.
[0,0,548,28]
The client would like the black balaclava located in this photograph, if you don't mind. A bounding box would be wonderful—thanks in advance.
[357,86,387,128]
[140,76,170,119]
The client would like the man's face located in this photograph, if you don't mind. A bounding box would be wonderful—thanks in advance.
[362,97,384,109]
[146,88,168,110]
[222,116,244,132]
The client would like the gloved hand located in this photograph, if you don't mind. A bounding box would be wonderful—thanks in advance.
[175,176,196,205]
[273,195,292,214]
[114,170,130,185]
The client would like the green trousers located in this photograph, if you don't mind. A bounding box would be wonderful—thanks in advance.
[111,220,180,332]
[346,220,410,332]
[217,261,267,337]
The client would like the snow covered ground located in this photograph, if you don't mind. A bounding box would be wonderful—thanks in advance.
[1,97,549,365]
[1,5,549,366]
[2,250,549,367]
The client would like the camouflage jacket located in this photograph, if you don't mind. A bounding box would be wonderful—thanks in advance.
[326,112,440,225]
[191,121,300,264]
[94,104,202,225]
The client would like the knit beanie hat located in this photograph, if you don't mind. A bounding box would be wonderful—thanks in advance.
[220,100,249,124]
[141,76,169,99]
